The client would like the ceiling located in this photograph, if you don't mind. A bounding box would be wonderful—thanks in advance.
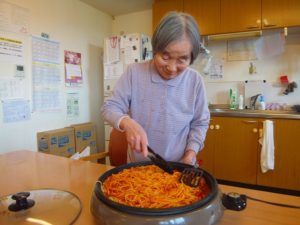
[80,0,154,16]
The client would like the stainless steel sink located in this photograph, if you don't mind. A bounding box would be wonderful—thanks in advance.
[209,107,300,119]
[208,103,300,119]
[210,108,297,114]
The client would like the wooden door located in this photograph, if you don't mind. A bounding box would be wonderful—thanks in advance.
[184,0,221,35]
[257,119,300,191]
[220,0,261,33]
[152,0,184,32]
[214,117,259,184]
[262,0,300,29]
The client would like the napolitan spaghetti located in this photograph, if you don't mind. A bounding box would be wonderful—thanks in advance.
[102,165,210,208]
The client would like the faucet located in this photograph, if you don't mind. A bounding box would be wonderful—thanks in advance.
[250,94,261,110]
[199,43,210,55]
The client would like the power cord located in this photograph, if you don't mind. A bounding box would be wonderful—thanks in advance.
[246,195,300,209]
[222,192,300,211]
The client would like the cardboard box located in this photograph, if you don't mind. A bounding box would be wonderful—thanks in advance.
[37,127,76,157]
[69,122,97,154]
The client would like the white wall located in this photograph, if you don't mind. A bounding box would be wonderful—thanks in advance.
[0,0,112,153]
[112,9,152,36]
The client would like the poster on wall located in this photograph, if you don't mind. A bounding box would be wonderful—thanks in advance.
[0,36,24,64]
[32,36,61,112]
[32,36,60,64]
[2,98,30,123]
[124,34,140,64]
[0,78,25,99]
[0,1,30,34]
[105,36,120,63]
[103,62,123,80]
[64,50,82,87]
[227,39,257,61]
[66,92,79,117]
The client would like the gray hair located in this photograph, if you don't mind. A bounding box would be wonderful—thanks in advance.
[152,11,201,64]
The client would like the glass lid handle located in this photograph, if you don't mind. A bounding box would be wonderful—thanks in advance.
[8,192,35,212]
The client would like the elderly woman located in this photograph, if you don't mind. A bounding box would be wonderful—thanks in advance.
[101,11,210,165]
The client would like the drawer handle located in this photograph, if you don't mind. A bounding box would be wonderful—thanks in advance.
[242,120,258,124]
[263,24,277,27]
[247,26,260,29]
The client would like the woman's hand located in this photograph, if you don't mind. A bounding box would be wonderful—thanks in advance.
[120,117,148,157]
[180,149,196,165]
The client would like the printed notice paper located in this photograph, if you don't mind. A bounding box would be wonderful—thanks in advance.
[0,1,30,34]
[66,92,79,117]
[32,36,60,64]
[105,36,120,63]
[2,99,30,123]
[32,36,61,111]
[0,36,24,64]
[0,78,24,99]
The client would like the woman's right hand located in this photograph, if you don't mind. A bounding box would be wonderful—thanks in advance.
[119,117,148,157]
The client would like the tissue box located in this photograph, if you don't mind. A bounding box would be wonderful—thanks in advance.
[69,122,97,154]
[37,128,76,157]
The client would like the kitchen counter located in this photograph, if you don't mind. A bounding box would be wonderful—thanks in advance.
[210,108,300,119]
[1,150,300,225]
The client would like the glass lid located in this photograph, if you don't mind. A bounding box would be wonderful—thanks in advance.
[0,189,82,225]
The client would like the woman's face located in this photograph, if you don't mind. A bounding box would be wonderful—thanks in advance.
[153,36,192,80]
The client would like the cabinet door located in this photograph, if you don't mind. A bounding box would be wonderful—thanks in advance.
[152,0,184,32]
[197,118,215,174]
[220,0,261,33]
[257,119,300,191]
[214,117,259,184]
[262,0,300,29]
[184,0,220,35]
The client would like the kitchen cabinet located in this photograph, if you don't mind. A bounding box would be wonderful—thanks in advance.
[199,115,300,191]
[257,119,300,191]
[185,0,261,34]
[262,0,300,29]
[152,0,183,31]
[220,0,261,33]
[197,119,215,174]
[220,0,300,32]
[153,0,300,36]
[183,0,220,35]
[197,117,260,184]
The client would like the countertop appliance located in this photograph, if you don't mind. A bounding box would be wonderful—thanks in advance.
[90,161,224,225]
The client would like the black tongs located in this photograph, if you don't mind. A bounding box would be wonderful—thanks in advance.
[180,166,204,187]
[147,146,174,174]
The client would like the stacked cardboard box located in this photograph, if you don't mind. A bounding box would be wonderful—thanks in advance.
[37,127,76,157]
[37,122,98,159]
[69,122,97,155]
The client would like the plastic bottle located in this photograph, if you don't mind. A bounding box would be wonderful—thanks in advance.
[238,95,244,110]
[259,95,266,110]
[229,88,237,109]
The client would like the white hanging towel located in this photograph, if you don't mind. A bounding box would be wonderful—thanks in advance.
[259,120,275,173]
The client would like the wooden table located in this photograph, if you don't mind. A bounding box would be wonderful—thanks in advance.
[1,150,300,225]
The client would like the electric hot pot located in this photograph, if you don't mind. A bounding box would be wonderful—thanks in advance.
[90,161,225,225]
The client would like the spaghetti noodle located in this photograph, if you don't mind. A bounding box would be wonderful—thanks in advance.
[102,165,210,208]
